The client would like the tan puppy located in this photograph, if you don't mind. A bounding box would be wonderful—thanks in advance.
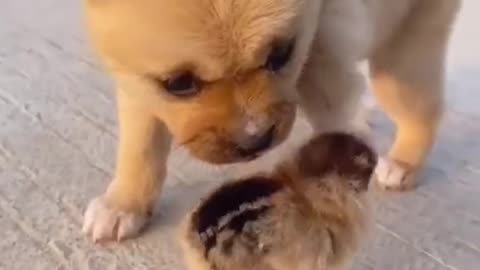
[81,0,461,241]
[179,132,377,270]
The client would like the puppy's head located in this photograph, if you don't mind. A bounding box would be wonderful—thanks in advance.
[296,132,378,194]
[83,0,322,164]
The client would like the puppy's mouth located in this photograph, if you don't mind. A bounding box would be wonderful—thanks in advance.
[184,125,283,164]
[181,106,296,164]
[235,125,277,161]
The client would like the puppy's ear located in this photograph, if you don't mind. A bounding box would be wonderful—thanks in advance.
[297,132,377,191]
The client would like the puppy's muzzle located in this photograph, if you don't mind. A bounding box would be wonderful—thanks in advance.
[237,125,276,158]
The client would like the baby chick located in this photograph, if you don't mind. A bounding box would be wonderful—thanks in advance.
[179,132,377,270]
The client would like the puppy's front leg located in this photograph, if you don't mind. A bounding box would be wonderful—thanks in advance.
[83,90,171,242]
[297,53,369,138]
[369,0,460,191]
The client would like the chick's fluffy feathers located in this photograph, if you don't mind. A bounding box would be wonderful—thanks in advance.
[179,133,377,270]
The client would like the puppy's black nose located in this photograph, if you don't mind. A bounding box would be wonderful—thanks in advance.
[238,126,275,157]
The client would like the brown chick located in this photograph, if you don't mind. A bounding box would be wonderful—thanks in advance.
[179,132,377,270]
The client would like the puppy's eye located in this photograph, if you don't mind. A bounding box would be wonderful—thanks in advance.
[162,72,200,97]
[264,40,295,72]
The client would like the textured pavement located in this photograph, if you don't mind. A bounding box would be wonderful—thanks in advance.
[1,1,479,269]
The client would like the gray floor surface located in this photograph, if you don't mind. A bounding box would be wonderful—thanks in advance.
[0,1,479,269]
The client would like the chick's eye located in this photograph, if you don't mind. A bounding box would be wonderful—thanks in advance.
[162,72,199,97]
[265,41,295,72]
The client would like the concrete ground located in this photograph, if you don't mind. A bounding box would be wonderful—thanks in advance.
[1,1,479,269]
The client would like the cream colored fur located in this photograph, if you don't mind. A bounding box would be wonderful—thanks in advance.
[81,0,461,241]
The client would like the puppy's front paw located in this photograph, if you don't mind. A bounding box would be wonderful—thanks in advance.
[374,157,417,191]
[82,196,150,242]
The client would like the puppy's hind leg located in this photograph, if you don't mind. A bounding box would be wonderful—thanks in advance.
[369,0,460,190]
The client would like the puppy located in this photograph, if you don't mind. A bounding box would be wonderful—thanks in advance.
[179,132,377,270]
[81,0,461,241]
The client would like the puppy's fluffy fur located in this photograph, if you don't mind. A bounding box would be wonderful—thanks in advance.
[179,133,377,270]
[81,0,461,241]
